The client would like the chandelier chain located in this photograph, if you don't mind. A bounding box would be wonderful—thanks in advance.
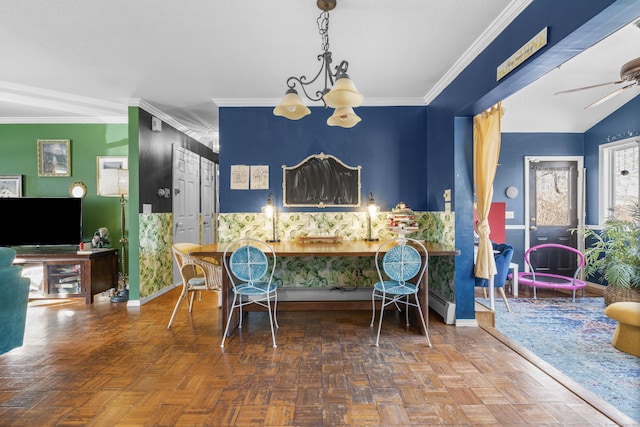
[274,0,363,127]
[318,11,330,53]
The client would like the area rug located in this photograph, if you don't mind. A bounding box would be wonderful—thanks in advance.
[478,297,640,422]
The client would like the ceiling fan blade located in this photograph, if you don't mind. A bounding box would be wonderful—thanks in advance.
[585,82,637,109]
[554,80,624,95]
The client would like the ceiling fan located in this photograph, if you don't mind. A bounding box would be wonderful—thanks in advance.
[555,56,640,108]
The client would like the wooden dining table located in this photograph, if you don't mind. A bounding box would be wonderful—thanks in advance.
[190,240,458,335]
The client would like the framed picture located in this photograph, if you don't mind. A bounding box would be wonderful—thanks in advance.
[230,165,249,190]
[97,156,128,196]
[37,139,71,176]
[250,165,269,190]
[0,175,22,197]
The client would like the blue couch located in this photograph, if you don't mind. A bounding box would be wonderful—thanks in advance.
[0,247,30,354]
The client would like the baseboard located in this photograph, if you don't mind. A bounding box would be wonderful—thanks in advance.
[586,282,606,291]
[428,290,456,324]
[455,318,479,327]
[136,283,179,306]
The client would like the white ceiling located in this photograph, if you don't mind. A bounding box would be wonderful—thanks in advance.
[0,1,638,143]
[502,19,640,133]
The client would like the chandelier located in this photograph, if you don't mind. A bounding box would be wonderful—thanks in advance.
[273,0,363,128]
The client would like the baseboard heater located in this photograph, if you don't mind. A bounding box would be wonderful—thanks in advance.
[429,290,455,325]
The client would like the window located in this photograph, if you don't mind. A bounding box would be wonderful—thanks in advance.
[600,137,639,223]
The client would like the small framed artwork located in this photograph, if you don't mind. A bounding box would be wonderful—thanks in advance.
[0,175,22,197]
[97,156,129,196]
[37,139,71,176]
[230,165,249,190]
[250,165,269,189]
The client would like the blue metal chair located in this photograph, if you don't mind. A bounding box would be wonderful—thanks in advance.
[220,238,278,348]
[370,237,431,347]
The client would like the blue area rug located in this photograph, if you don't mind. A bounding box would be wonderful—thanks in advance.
[479,297,640,422]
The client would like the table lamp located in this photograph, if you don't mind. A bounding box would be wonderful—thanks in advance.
[262,193,280,243]
[365,192,380,241]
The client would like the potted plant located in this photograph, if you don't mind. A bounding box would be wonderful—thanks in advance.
[577,202,640,305]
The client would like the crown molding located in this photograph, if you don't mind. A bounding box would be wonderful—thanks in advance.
[0,116,126,124]
[213,97,427,108]
[213,98,282,107]
[127,98,216,144]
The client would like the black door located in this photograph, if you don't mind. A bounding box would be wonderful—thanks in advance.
[528,160,579,275]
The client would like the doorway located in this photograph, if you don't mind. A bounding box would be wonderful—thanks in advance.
[524,156,584,275]
[172,145,201,284]
[200,157,218,245]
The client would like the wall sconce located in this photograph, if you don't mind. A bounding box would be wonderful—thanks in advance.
[365,192,380,241]
[69,181,87,198]
[157,187,171,198]
[262,193,280,243]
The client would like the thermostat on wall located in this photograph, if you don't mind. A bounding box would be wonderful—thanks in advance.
[505,186,518,199]
[151,116,162,132]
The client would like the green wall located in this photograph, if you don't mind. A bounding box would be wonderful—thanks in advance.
[0,123,129,256]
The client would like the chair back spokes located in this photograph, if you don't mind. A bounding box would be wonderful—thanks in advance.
[221,238,279,349]
[376,238,428,291]
[371,237,431,347]
[223,238,276,290]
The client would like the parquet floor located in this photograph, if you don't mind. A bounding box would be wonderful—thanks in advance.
[0,287,626,426]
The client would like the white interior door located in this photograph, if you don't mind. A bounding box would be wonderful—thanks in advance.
[200,157,216,245]
[172,146,200,283]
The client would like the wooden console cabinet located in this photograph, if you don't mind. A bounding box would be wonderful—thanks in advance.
[14,248,118,304]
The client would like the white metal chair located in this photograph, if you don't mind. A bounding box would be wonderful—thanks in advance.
[370,237,431,347]
[167,243,222,329]
[220,238,279,348]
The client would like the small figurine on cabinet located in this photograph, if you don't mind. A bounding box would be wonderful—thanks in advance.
[91,227,110,248]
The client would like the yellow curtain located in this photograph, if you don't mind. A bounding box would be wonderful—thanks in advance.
[473,102,503,279]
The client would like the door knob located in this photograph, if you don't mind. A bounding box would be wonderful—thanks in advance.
[530,226,537,230]
[530,217,536,222]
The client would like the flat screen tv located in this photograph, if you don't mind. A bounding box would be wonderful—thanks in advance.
[0,197,83,247]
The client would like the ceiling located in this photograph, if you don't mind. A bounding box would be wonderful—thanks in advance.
[1,1,638,144]
[502,18,640,133]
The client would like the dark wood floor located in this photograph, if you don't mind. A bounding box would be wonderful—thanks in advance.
[0,286,627,426]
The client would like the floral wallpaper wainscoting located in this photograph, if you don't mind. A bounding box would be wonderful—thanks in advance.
[218,211,456,301]
[139,212,173,298]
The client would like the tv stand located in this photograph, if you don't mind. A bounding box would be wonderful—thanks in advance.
[13,247,118,304]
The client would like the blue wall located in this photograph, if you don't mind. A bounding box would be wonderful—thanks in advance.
[426,0,628,321]
[584,95,640,225]
[219,106,428,213]
[497,133,585,266]
[218,0,639,321]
